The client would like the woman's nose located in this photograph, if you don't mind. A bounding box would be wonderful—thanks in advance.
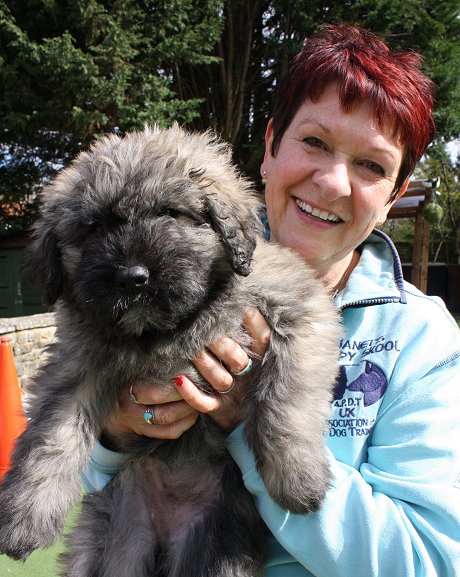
[312,159,352,201]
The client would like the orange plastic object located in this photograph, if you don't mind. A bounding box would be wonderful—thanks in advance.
[0,335,27,480]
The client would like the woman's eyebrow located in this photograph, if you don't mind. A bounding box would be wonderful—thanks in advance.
[297,117,399,161]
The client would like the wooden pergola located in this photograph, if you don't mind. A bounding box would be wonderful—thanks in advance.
[387,178,439,293]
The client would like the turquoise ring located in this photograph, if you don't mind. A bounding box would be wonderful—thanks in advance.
[235,358,253,378]
[143,406,155,425]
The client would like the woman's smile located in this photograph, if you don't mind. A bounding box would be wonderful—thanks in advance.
[294,198,343,224]
[262,82,406,285]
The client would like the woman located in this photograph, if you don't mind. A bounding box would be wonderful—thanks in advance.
[84,25,460,576]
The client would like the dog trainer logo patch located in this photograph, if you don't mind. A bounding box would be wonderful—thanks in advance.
[344,361,388,406]
[328,362,388,438]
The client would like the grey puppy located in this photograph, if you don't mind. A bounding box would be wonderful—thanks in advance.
[0,125,341,577]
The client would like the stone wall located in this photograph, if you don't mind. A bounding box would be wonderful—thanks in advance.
[0,313,56,390]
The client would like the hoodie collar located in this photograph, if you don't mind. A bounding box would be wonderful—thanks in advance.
[334,229,407,310]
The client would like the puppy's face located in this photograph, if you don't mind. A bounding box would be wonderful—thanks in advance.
[25,126,261,336]
[69,198,229,335]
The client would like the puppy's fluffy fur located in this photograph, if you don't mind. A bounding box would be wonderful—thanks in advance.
[0,125,341,577]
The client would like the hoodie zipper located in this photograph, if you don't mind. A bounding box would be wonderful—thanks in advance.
[340,296,402,310]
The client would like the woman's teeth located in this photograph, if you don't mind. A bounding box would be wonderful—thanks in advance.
[295,199,341,223]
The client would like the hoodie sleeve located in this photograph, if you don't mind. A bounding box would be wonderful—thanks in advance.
[81,441,127,493]
[227,355,460,577]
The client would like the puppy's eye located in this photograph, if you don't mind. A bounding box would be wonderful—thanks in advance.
[66,221,97,244]
[157,208,206,226]
[157,208,181,218]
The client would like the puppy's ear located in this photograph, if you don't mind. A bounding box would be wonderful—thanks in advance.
[22,220,64,305]
[204,194,261,276]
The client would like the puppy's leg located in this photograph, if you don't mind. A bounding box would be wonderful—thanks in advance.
[167,460,266,577]
[0,366,104,559]
[61,473,158,577]
[243,321,339,514]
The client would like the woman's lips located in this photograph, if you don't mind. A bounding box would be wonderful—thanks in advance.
[294,198,343,224]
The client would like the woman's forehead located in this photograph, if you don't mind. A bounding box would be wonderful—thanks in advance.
[290,88,404,157]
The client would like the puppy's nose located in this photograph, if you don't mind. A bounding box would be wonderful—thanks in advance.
[115,266,150,290]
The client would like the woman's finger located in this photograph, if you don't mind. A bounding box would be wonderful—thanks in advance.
[174,374,244,432]
[122,398,197,427]
[192,308,270,392]
[139,411,200,440]
[103,397,200,442]
[191,348,235,393]
[174,375,222,412]
[206,337,252,377]
[243,307,271,358]
[122,381,182,408]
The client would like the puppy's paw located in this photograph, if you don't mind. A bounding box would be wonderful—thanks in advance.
[0,495,59,560]
[260,457,331,514]
[0,523,36,561]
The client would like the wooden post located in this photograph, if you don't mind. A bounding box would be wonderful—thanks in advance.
[388,179,438,294]
[412,204,430,293]
[420,211,430,294]
[412,207,423,289]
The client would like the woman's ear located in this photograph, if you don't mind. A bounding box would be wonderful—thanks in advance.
[262,119,275,169]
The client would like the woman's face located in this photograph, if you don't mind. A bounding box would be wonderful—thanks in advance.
[263,83,408,279]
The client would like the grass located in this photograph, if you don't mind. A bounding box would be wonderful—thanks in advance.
[0,541,64,577]
[0,504,80,577]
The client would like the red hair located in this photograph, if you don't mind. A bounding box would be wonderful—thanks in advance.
[271,24,436,198]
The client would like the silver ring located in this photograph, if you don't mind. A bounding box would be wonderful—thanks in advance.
[143,406,155,425]
[234,358,253,378]
[129,383,141,404]
[215,379,236,395]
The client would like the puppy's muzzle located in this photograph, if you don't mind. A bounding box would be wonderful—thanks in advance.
[114,265,150,292]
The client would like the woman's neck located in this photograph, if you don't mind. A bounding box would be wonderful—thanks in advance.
[320,250,361,297]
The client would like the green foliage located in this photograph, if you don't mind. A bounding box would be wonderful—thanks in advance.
[1,0,222,137]
[179,0,460,177]
[0,0,222,234]
[419,141,460,263]
[423,202,444,225]
[1,0,460,241]
[383,140,460,265]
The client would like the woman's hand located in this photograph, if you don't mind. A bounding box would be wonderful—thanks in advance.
[103,380,200,445]
[181,307,271,432]
[102,308,271,447]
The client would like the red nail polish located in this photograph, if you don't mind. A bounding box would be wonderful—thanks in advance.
[175,376,184,387]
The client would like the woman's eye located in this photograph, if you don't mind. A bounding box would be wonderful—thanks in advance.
[303,136,328,150]
[361,160,385,175]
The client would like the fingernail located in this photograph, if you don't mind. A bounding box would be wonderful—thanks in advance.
[175,376,184,387]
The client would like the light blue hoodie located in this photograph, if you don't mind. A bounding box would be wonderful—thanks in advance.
[83,231,460,577]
